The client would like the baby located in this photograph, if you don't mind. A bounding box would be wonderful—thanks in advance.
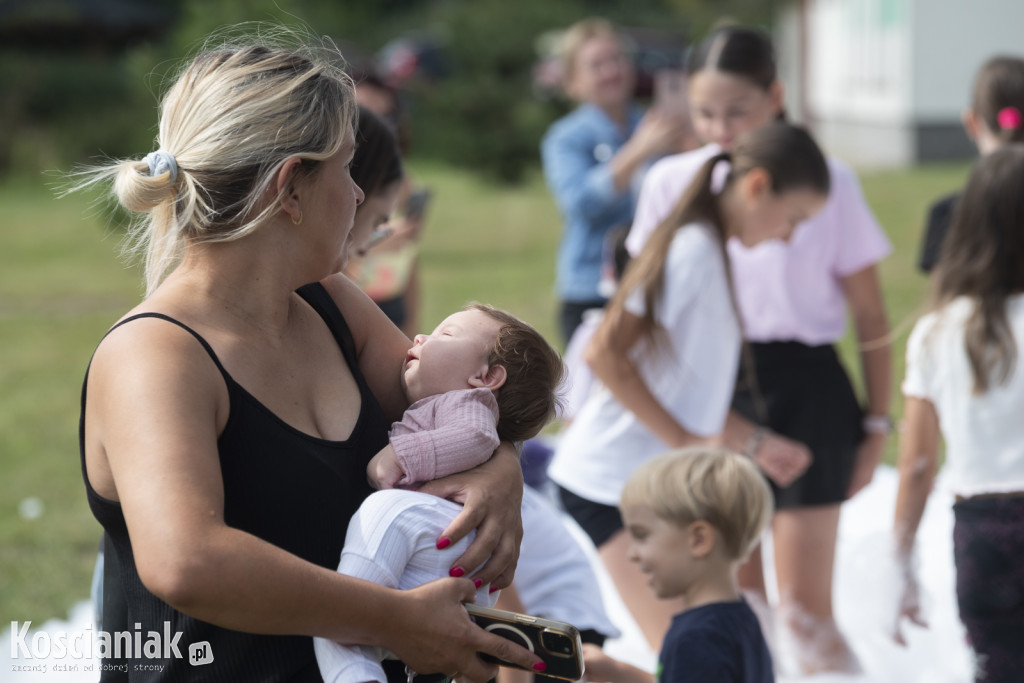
[316,303,564,683]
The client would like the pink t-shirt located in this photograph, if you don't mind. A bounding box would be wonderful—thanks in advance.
[387,387,500,489]
[625,144,891,345]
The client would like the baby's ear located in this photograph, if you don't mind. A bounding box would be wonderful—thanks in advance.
[469,364,507,391]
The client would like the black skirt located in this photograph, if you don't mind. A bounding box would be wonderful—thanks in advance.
[731,341,864,509]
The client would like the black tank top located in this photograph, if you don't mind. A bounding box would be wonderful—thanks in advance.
[80,283,390,682]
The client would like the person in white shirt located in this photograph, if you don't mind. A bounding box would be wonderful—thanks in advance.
[623,27,892,674]
[893,145,1024,683]
[547,121,830,654]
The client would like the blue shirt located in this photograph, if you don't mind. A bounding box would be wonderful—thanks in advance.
[658,599,774,683]
[541,103,646,302]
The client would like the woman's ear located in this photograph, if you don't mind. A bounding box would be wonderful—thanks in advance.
[469,364,508,391]
[275,156,305,222]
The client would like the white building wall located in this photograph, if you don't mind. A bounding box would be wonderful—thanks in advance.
[910,0,1024,121]
[778,0,1024,167]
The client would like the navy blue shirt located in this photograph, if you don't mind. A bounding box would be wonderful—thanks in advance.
[657,599,774,683]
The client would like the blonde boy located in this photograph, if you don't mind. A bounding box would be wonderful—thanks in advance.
[584,448,775,683]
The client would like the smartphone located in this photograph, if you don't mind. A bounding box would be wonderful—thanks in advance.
[653,68,689,115]
[403,188,433,221]
[363,226,394,251]
[465,604,584,681]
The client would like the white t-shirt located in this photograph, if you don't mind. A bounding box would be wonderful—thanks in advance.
[314,490,495,683]
[547,223,741,505]
[626,144,891,345]
[513,486,620,637]
[902,294,1024,497]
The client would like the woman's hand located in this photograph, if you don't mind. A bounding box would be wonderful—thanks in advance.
[892,557,928,646]
[386,578,542,682]
[417,442,524,590]
[752,432,812,488]
[847,432,887,499]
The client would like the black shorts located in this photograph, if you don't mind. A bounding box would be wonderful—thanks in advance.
[731,341,864,509]
[558,299,606,346]
[557,485,623,549]
[953,495,1024,683]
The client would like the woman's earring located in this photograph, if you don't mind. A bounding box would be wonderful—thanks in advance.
[292,210,303,226]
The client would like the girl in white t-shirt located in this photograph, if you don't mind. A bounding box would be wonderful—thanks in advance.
[623,26,892,674]
[893,145,1024,683]
[547,121,830,654]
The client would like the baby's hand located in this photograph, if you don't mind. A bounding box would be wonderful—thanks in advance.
[367,444,406,489]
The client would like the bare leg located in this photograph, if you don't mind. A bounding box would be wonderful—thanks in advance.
[598,529,684,652]
[772,505,860,676]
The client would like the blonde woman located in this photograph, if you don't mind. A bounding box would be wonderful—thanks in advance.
[541,17,687,343]
[74,30,539,682]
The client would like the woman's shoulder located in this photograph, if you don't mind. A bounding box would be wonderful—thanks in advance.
[661,223,726,285]
[824,155,867,193]
[908,298,972,351]
[543,104,601,141]
[646,144,721,190]
[669,221,722,257]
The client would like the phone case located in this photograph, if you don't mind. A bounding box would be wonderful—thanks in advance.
[465,604,584,681]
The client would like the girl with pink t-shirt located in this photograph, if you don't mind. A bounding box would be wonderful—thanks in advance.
[624,26,892,676]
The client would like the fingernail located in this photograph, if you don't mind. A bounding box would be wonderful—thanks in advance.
[436,537,451,550]
[489,586,500,594]
[533,662,547,672]
[449,566,465,578]
[473,578,483,588]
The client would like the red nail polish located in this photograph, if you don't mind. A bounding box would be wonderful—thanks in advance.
[473,578,483,588]
[436,537,451,550]
[489,586,500,594]
[533,662,547,672]
[449,566,465,578]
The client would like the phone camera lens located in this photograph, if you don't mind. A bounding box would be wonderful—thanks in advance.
[541,630,574,656]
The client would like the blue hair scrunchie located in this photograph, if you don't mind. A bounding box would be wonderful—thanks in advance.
[144,150,179,182]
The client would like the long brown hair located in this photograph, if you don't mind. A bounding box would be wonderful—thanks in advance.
[606,122,829,349]
[931,144,1024,393]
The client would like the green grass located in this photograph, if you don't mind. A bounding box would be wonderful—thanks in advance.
[0,158,970,625]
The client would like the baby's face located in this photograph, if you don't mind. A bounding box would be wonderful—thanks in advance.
[402,309,501,404]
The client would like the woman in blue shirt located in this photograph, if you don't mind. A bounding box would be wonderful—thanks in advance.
[541,17,687,344]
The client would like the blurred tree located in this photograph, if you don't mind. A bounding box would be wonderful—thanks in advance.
[0,0,775,181]
[660,0,776,33]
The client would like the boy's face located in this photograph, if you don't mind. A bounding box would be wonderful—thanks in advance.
[621,503,698,600]
[402,309,502,404]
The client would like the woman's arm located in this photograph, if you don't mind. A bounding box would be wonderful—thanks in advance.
[418,442,524,591]
[606,111,686,193]
[86,323,540,682]
[841,263,893,497]
[541,112,682,223]
[581,643,654,683]
[584,309,706,449]
[721,411,812,487]
[891,396,940,644]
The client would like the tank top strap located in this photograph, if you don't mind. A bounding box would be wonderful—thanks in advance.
[78,312,231,502]
[296,281,360,368]
[106,311,231,377]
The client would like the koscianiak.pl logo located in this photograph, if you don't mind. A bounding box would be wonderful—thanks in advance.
[10,621,213,674]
